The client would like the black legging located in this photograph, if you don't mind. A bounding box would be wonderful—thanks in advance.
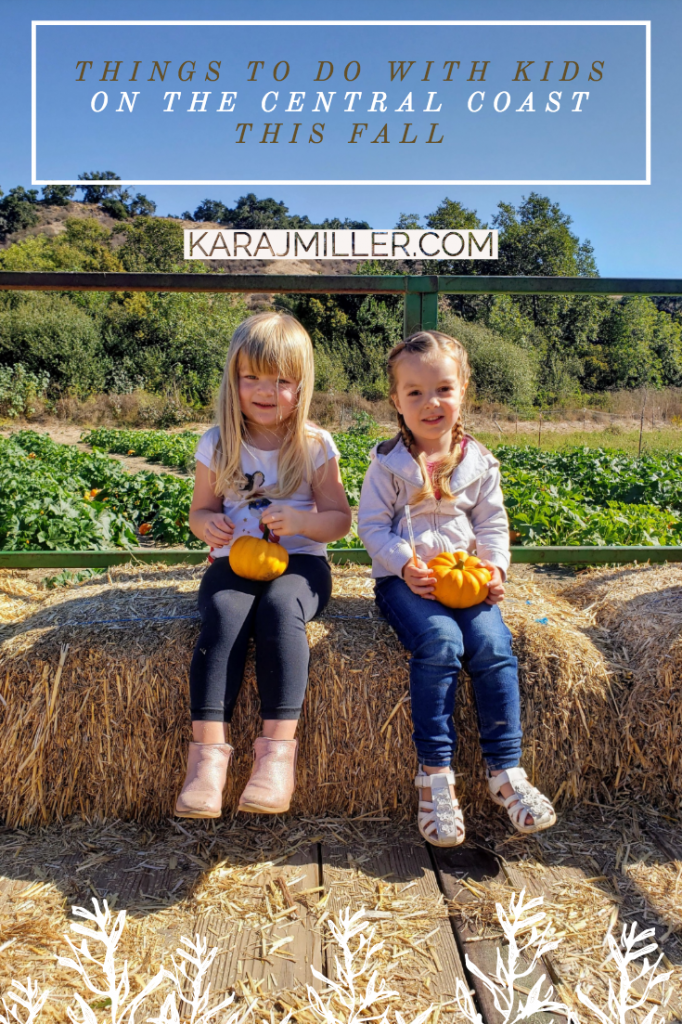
[189,554,332,722]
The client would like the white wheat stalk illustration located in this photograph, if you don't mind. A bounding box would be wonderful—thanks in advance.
[0,891,676,1024]
[575,921,672,1024]
[0,979,50,1024]
[307,906,434,1024]
[57,900,166,1024]
[459,889,575,1024]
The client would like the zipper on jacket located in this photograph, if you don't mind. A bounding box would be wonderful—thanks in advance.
[433,497,448,551]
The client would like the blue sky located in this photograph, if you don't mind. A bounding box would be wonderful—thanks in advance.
[1,0,680,277]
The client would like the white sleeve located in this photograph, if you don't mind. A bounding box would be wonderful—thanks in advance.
[195,427,219,469]
[469,464,512,578]
[311,429,340,469]
[357,459,413,578]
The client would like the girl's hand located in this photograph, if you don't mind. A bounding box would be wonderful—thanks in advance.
[402,556,437,599]
[203,513,235,547]
[260,504,305,537]
[478,559,505,604]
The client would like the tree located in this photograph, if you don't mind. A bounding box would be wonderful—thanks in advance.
[190,193,369,229]
[283,289,404,399]
[414,198,487,313]
[408,192,614,398]
[0,187,40,236]
[0,218,122,273]
[195,192,315,229]
[100,196,130,221]
[116,216,187,272]
[77,171,121,205]
[396,212,422,229]
[128,193,157,217]
[492,193,597,278]
[41,185,77,206]
[354,296,404,397]
[481,194,609,396]
[192,199,229,223]
[62,217,113,252]
[492,195,603,308]
[426,198,486,282]
[77,174,153,220]
[428,198,484,233]
[598,296,682,389]
[227,193,313,229]
[319,217,370,229]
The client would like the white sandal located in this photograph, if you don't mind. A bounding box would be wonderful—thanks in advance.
[415,767,465,847]
[487,767,556,834]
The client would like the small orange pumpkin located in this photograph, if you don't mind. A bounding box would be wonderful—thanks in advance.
[427,551,492,609]
[229,530,289,582]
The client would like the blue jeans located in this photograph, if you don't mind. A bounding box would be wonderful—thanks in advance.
[375,576,523,769]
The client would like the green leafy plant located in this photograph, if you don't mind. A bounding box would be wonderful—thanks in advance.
[0,364,50,417]
[42,568,105,589]
[37,425,682,552]
[1,431,205,551]
[83,429,198,473]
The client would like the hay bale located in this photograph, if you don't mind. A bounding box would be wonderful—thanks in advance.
[454,612,620,812]
[562,564,682,810]
[0,564,617,827]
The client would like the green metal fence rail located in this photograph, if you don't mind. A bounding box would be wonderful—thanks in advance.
[1,271,682,335]
[2,270,682,566]
[2,547,682,570]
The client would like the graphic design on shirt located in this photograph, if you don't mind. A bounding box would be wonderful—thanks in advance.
[237,470,280,543]
[241,470,265,497]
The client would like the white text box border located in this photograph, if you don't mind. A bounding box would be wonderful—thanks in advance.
[31,20,651,187]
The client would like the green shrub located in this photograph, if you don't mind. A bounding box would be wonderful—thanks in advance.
[294,294,402,400]
[313,347,349,392]
[0,187,40,236]
[0,293,107,394]
[439,312,537,408]
[0,363,50,417]
[116,217,186,272]
[99,291,250,404]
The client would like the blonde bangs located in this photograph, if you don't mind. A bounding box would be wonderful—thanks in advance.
[237,317,311,382]
[212,311,320,500]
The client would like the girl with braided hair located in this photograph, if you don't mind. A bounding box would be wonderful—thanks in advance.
[358,331,555,847]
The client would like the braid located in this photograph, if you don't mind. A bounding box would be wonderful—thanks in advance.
[397,412,415,454]
[450,414,464,453]
[420,415,465,503]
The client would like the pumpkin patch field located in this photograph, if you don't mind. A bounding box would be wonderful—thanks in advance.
[0,430,200,551]
[2,427,682,553]
[86,427,682,550]
[82,427,199,474]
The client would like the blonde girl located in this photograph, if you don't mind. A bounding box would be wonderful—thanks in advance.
[175,312,351,818]
[357,331,555,847]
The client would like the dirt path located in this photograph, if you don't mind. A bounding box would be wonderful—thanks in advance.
[86,448,193,478]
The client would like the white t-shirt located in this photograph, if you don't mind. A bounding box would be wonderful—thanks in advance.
[195,425,340,558]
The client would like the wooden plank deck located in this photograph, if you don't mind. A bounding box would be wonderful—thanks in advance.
[321,840,468,1010]
[0,815,680,1023]
[432,844,511,1024]
[191,845,323,998]
[432,844,558,1024]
